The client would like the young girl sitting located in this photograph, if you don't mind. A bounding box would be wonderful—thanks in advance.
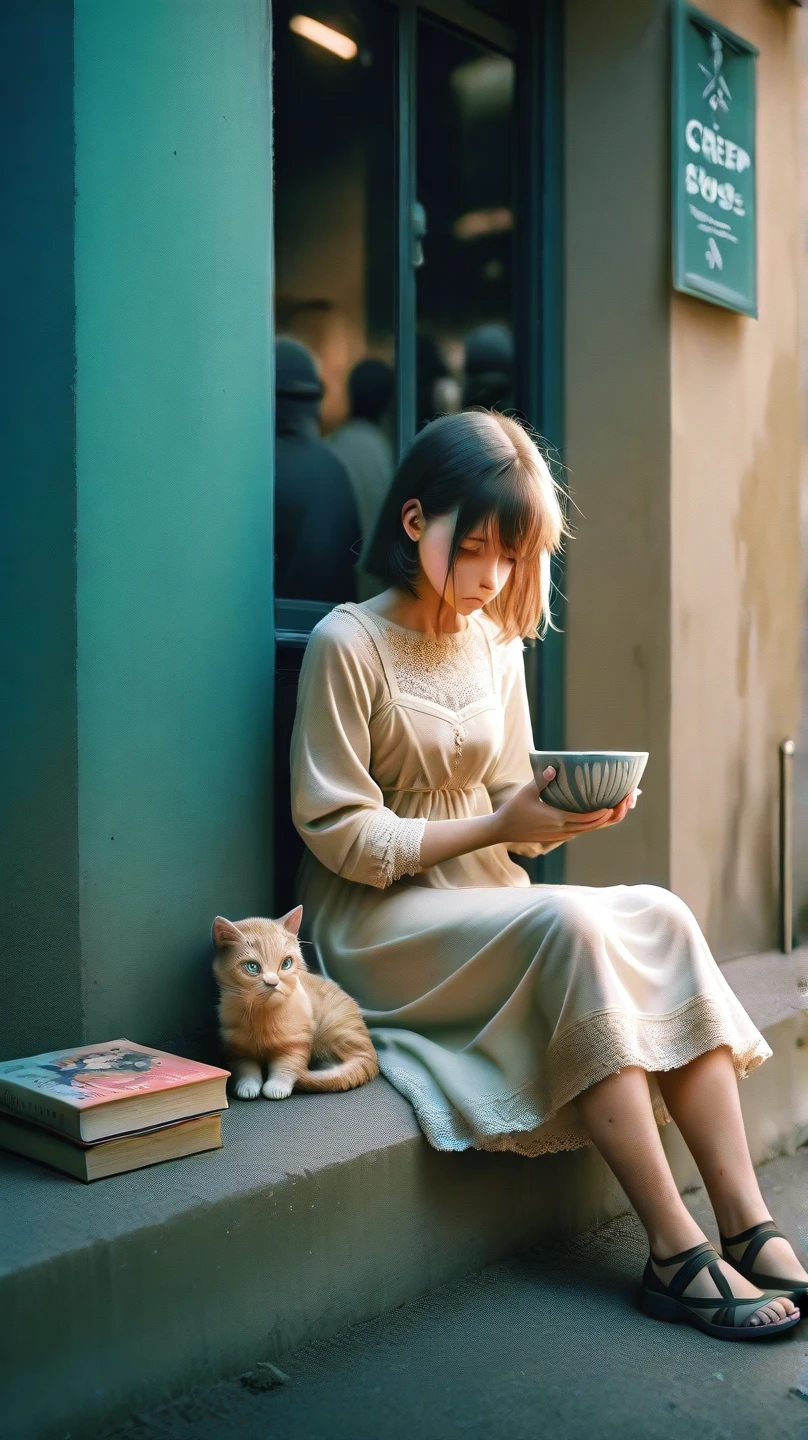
[290,409,806,1340]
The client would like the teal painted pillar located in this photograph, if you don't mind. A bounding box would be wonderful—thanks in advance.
[1,2,81,1058]
[1,0,275,1061]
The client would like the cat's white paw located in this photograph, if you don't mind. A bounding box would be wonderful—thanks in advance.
[234,1075,262,1100]
[262,1076,295,1100]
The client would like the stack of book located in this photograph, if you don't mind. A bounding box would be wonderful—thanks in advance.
[0,1038,229,1181]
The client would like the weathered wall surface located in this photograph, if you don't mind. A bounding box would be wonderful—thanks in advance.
[563,0,672,889]
[563,0,802,961]
[794,9,808,941]
[0,1,82,1061]
[670,0,801,957]
[70,0,275,1059]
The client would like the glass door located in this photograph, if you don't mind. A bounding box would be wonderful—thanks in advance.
[272,0,398,908]
[415,16,517,431]
[273,0,396,615]
[271,0,561,906]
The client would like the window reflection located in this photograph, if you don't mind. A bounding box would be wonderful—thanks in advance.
[274,336,361,603]
[416,23,516,427]
[274,0,396,602]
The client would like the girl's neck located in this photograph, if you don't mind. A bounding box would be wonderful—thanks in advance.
[363,586,469,639]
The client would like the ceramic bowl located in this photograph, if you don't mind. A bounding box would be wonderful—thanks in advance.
[529,750,648,814]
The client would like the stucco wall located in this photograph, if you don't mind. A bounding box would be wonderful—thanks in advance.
[670,0,801,957]
[563,0,673,889]
[72,0,275,1057]
[795,8,808,940]
[0,0,280,1065]
[0,1,82,1060]
[563,0,802,962]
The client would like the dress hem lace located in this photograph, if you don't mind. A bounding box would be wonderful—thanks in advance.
[373,993,771,1157]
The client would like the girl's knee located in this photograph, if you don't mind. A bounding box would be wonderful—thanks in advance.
[538,891,607,953]
[635,884,701,939]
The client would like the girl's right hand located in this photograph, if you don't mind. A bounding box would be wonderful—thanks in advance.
[492,769,616,847]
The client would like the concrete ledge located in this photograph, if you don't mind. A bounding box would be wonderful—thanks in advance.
[720,948,808,1032]
[2,949,807,1440]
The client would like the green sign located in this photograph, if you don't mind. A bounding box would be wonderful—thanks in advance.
[672,4,758,317]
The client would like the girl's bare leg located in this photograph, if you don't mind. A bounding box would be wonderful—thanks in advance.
[656,1045,808,1284]
[572,1065,796,1326]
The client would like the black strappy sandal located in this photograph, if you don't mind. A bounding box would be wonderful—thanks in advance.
[720,1219,808,1304]
[641,1239,800,1340]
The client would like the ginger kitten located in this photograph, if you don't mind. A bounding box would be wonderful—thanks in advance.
[211,907,379,1100]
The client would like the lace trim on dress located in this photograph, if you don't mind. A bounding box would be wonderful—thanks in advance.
[337,606,495,712]
[372,994,772,1157]
[366,811,427,889]
[335,605,504,714]
[544,994,771,1118]
[380,623,494,711]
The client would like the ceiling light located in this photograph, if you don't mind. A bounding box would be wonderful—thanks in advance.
[289,15,358,60]
[453,207,514,242]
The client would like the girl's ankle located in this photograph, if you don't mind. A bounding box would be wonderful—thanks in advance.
[713,1202,771,1239]
[647,1219,705,1263]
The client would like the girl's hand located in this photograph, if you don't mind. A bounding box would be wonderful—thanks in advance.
[597,786,641,829]
[492,769,640,848]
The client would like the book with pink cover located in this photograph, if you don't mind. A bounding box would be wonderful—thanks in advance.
[0,1039,229,1142]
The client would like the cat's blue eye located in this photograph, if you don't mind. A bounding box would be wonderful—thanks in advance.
[281,957,293,970]
[243,960,261,974]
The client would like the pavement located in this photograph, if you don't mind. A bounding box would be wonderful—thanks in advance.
[88,1147,808,1440]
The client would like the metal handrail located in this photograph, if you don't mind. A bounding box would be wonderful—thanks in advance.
[780,738,795,954]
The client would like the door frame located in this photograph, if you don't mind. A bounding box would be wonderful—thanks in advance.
[393,0,565,879]
[272,0,566,881]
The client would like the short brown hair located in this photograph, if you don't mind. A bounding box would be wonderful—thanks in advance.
[363,410,566,642]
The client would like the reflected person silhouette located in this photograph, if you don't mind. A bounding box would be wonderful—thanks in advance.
[327,359,395,543]
[462,323,514,413]
[274,338,360,603]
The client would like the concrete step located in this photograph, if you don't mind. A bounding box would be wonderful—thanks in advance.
[2,950,807,1440]
[86,1147,808,1440]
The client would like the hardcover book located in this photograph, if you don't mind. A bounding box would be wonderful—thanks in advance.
[0,1039,229,1142]
[0,1111,223,1182]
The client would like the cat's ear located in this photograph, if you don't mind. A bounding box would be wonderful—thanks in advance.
[278,904,303,937]
[211,916,243,950]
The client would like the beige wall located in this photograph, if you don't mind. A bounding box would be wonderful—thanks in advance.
[670,0,801,957]
[796,9,808,937]
[564,0,802,960]
[564,0,672,889]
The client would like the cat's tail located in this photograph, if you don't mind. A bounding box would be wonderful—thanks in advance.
[295,1044,379,1094]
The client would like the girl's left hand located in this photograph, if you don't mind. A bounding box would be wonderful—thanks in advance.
[600,787,640,827]
[541,769,640,832]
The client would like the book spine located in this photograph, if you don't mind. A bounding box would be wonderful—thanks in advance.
[0,1083,81,1138]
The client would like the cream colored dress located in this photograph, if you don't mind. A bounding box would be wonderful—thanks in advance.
[291,602,770,1155]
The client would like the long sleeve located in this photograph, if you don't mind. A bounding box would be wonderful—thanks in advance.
[291,615,426,888]
[484,637,547,858]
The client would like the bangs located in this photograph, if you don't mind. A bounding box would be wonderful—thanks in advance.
[453,461,555,565]
[448,414,566,643]
[363,409,566,642]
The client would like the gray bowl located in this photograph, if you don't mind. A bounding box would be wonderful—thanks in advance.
[529,750,648,814]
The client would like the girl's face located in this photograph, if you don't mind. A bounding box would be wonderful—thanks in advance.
[403,504,516,615]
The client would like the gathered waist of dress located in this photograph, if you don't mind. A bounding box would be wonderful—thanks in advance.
[382,783,489,796]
